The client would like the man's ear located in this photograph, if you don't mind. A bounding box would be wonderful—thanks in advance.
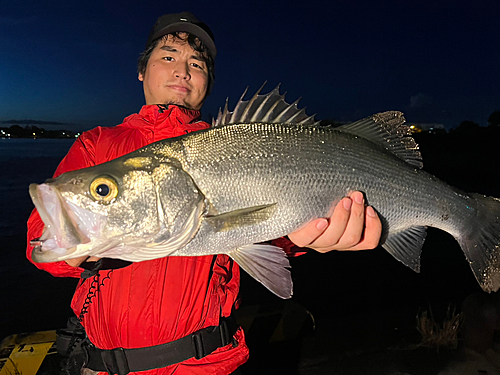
[138,72,144,82]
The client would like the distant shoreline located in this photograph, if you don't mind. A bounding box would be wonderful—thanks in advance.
[1,126,80,139]
[0,136,78,139]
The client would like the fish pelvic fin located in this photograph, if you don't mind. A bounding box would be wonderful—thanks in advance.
[338,111,423,169]
[457,194,500,293]
[382,226,427,272]
[205,203,277,232]
[228,244,293,299]
[213,83,318,127]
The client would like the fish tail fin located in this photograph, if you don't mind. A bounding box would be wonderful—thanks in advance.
[458,194,500,293]
[228,244,293,299]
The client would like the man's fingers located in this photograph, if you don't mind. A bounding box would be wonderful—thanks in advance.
[287,191,383,252]
[287,217,329,248]
[303,197,352,251]
[347,206,383,251]
[65,256,89,267]
[64,255,101,267]
[331,191,366,249]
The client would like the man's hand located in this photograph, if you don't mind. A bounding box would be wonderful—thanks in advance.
[288,191,382,252]
[65,256,100,267]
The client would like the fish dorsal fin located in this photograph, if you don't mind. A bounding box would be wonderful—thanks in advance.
[338,111,423,169]
[213,82,319,127]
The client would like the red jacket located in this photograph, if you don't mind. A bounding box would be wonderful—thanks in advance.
[26,105,250,374]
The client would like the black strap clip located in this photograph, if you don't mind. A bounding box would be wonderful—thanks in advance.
[191,317,234,360]
[100,347,130,375]
[80,259,103,280]
[192,331,205,360]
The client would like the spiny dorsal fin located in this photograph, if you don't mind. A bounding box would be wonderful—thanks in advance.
[213,83,318,127]
[338,111,423,169]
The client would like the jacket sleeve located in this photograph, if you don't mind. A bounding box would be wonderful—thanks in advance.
[272,237,308,257]
[26,131,98,278]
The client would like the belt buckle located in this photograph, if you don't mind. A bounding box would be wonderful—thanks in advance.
[101,347,130,375]
[192,333,205,360]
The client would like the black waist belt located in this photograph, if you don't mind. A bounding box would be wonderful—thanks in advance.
[84,317,238,375]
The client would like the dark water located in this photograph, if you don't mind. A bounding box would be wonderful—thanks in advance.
[0,132,497,346]
[0,138,75,236]
[0,138,78,340]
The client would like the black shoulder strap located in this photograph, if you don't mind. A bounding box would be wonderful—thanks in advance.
[80,258,132,279]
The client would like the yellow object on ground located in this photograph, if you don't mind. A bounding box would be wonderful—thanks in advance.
[0,330,56,375]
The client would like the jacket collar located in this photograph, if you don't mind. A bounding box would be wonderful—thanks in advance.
[137,104,202,126]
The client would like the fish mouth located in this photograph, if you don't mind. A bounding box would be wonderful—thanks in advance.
[29,183,92,262]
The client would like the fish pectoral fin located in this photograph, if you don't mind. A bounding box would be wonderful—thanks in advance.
[205,203,277,232]
[228,244,292,299]
[382,226,427,273]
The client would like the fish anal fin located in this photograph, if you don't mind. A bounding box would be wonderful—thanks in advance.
[205,203,277,232]
[339,111,423,169]
[382,226,427,272]
[229,244,292,299]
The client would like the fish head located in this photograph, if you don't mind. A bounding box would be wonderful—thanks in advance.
[30,154,206,263]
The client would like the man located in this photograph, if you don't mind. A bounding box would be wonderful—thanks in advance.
[27,12,382,374]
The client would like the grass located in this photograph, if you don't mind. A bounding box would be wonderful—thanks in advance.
[416,306,462,351]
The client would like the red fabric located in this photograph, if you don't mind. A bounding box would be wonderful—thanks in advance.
[272,237,308,257]
[26,105,249,374]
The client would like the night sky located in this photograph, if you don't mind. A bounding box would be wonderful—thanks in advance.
[1,0,499,132]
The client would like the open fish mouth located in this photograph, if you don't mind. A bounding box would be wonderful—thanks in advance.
[29,183,94,261]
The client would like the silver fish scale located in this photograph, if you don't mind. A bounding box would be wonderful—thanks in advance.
[153,122,476,256]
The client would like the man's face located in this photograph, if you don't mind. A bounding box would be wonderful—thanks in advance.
[139,33,209,110]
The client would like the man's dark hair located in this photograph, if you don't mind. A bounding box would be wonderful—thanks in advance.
[137,31,215,98]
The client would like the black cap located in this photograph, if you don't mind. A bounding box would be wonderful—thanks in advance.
[145,11,216,58]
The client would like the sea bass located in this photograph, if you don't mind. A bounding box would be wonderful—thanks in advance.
[29,85,500,299]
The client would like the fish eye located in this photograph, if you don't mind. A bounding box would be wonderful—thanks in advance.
[96,184,110,197]
[90,176,118,204]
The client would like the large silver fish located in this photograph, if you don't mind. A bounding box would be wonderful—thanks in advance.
[29,85,500,299]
